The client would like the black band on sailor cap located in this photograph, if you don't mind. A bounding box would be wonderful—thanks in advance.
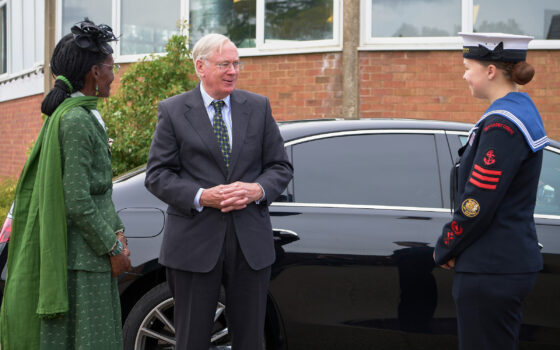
[459,32,533,62]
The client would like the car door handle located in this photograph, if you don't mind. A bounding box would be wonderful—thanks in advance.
[273,228,299,245]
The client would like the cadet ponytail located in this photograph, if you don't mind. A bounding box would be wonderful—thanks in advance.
[511,61,535,85]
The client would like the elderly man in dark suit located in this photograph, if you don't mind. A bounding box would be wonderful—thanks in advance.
[144,33,293,350]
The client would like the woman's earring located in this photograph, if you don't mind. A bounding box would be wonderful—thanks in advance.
[95,84,99,96]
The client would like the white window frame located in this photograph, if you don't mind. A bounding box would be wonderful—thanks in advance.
[249,0,342,55]
[0,0,9,78]
[55,0,122,57]
[57,0,342,63]
[360,0,560,51]
[0,0,44,101]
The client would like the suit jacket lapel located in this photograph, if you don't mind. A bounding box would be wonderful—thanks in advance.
[229,90,250,177]
[184,85,228,177]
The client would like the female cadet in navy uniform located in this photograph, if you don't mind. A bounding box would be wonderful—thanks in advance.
[434,33,548,350]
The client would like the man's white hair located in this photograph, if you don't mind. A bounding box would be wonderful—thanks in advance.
[192,34,236,76]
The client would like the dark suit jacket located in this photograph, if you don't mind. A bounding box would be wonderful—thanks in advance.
[145,85,293,272]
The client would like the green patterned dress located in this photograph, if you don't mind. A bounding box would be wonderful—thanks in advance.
[40,105,124,350]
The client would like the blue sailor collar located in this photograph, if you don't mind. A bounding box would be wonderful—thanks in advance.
[476,92,549,152]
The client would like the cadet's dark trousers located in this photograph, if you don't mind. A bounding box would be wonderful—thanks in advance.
[166,219,271,350]
[452,272,538,350]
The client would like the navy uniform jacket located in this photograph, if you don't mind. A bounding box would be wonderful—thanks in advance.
[435,93,544,273]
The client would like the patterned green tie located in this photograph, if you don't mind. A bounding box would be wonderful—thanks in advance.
[211,100,231,168]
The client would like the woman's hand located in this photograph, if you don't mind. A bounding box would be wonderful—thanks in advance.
[117,233,130,257]
[440,258,456,270]
[110,253,131,277]
[110,232,131,277]
[433,249,455,270]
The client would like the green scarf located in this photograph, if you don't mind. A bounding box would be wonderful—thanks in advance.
[0,96,99,349]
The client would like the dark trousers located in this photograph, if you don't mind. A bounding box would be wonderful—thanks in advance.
[166,219,271,350]
[452,272,538,350]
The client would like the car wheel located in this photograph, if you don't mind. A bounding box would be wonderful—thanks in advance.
[123,282,231,350]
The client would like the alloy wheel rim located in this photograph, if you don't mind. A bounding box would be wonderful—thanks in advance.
[134,297,231,349]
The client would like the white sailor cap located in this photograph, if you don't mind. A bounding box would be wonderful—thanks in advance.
[459,32,533,62]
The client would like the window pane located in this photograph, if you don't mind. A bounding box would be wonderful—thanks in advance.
[61,0,111,36]
[371,0,461,37]
[0,5,6,74]
[265,0,333,42]
[535,149,560,216]
[189,0,256,49]
[292,134,442,207]
[121,0,180,55]
[474,0,560,39]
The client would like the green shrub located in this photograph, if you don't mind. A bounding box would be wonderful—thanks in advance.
[0,178,17,224]
[101,26,197,176]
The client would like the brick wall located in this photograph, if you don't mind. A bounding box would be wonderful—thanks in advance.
[0,71,126,179]
[526,51,560,141]
[0,94,43,179]
[1,50,559,178]
[359,50,560,140]
[237,53,343,121]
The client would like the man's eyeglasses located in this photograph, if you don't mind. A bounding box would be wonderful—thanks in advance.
[100,63,120,73]
[213,61,243,72]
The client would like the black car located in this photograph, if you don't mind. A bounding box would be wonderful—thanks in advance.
[2,119,560,349]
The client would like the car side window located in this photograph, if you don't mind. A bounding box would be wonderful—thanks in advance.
[536,148,560,216]
[291,133,443,208]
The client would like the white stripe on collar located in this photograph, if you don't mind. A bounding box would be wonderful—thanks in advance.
[480,109,549,150]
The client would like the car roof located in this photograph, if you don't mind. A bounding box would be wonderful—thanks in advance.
[114,118,560,183]
[278,118,474,141]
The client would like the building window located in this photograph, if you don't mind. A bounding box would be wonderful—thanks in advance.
[61,0,112,36]
[361,0,560,50]
[60,0,340,59]
[189,0,256,49]
[0,3,6,74]
[260,0,339,50]
[264,0,334,43]
[370,0,460,38]
[473,0,560,39]
[120,0,180,55]
[0,0,43,82]
[189,0,339,51]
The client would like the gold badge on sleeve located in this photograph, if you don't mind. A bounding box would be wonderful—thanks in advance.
[461,198,480,217]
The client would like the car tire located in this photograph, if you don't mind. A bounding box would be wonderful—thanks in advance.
[123,282,231,350]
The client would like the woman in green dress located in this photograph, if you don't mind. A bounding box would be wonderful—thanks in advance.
[0,18,131,349]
